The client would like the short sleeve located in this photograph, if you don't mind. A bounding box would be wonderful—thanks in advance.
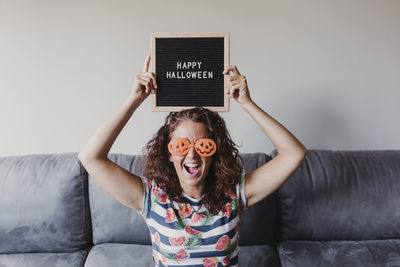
[138,175,152,218]
[237,173,248,211]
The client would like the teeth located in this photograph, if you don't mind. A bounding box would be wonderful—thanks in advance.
[184,163,199,168]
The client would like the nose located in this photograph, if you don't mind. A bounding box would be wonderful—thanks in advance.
[186,145,199,158]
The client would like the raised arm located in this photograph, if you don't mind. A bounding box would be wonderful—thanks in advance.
[78,51,157,212]
[223,65,307,207]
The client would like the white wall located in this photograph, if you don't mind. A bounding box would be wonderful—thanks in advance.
[1,0,399,157]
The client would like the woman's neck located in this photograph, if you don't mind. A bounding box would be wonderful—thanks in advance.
[181,184,204,200]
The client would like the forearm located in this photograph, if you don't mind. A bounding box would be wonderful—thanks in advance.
[78,94,141,162]
[241,100,307,158]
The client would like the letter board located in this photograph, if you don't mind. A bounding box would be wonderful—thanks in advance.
[151,32,230,112]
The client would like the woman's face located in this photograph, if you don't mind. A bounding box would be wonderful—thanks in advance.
[169,120,213,195]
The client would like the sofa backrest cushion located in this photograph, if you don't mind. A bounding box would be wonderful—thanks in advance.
[0,153,92,253]
[274,149,400,241]
[89,152,277,245]
[239,153,277,245]
[88,153,151,246]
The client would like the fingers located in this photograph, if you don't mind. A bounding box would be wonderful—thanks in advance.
[228,76,246,85]
[142,50,151,73]
[226,74,247,99]
[142,72,158,90]
[139,51,157,92]
[226,84,240,99]
[229,78,242,87]
[136,76,150,94]
[136,75,155,94]
[135,71,157,93]
[222,65,251,104]
[222,65,241,76]
[227,74,245,89]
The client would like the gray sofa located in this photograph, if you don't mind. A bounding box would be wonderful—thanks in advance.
[1,150,400,267]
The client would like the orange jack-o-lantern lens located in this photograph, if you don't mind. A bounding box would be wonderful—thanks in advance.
[168,138,190,156]
[168,138,217,157]
[195,138,217,157]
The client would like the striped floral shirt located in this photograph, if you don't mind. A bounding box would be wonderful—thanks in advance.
[139,174,247,267]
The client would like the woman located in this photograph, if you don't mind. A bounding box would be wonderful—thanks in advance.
[78,51,307,267]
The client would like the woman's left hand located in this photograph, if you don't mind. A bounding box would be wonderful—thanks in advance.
[223,65,252,106]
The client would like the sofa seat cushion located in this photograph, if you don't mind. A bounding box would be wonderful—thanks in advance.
[84,243,153,267]
[239,245,281,267]
[84,244,280,267]
[0,249,88,267]
[277,239,400,267]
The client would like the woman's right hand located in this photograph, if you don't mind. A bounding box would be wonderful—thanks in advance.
[130,51,158,104]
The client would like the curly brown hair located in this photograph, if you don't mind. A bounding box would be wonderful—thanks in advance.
[142,107,244,214]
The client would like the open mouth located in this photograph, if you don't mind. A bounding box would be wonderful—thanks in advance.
[183,163,201,176]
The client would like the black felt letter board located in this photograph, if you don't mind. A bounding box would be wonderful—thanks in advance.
[151,33,229,112]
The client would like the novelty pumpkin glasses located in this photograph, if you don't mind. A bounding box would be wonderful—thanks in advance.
[168,138,217,157]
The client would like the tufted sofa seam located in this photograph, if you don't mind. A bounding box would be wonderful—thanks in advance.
[79,157,85,247]
[79,247,92,267]
[78,155,93,250]
[277,244,288,267]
